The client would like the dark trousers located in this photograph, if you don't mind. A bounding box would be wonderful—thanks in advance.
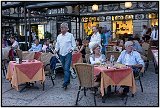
[123,67,140,93]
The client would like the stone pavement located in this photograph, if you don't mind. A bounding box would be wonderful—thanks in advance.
[1,62,158,106]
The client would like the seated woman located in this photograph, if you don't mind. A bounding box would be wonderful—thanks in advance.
[115,39,124,52]
[89,43,106,65]
[42,38,53,53]
[28,39,42,52]
[75,38,86,62]
[10,36,19,50]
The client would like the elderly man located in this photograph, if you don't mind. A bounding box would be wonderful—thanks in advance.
[54,22,76,90]
[28,39,42,52]
[117,41,144,95]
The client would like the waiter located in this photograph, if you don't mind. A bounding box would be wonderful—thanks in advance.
[54,22,76,90]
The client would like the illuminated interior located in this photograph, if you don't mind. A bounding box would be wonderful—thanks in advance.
[84,22,99,36]
[38,25,44,39]
[150,19,158,26]
[112,20,133,35]
[112,15,133,36]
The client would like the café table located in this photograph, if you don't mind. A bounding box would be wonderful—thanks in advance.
[72,52,83,65]
[94,63,136,101]
[6,60,45,92]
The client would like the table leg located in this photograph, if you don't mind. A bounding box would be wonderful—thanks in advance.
[102,96,106,103]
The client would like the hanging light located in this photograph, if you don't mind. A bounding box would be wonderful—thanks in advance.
[92,4,98,11]
[125,2,132,8]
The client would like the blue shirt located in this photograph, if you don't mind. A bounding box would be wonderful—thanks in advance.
[104,31,111,45]
[133,41,144,55]
[117,50,144,67]
[28,44,42,52]
[101,33,106,45]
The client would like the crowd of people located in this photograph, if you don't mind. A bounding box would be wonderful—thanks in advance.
[2,22,158,95]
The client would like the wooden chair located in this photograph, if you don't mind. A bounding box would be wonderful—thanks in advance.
[40,53,55,90]
[15,49,23,61]
[85,54,90,63]
[133,67,144,93]
[74,63,99,106]
[106,51,120,61]
[106,46,113,51]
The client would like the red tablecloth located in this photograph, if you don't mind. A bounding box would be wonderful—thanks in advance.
[6,60,45,91]
[72,52,82,64]
[34,52,42,60]
[94,66,136,96]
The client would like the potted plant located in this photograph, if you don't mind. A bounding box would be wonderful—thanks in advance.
[44,31,52,39]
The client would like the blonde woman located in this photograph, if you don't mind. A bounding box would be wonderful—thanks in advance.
[90,43,106,65]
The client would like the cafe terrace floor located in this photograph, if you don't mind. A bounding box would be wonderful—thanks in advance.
[1,61,158,106]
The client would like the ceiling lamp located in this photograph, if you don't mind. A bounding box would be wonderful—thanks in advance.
[125,2,132,8]
[92,4,98,11]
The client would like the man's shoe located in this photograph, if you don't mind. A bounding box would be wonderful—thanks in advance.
[62,84,67,90]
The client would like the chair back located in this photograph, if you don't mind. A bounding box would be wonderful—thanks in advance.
[22,52,35,60]
[16,49,23,61]
[106,46,113,51]
[142,42,149,55]
[74,63,94,88]
[106,51,120,61]
[40,53,54,65]
[85,54,90,63]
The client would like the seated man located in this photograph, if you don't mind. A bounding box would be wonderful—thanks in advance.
[28,39,42,52]
[117,41,144,95]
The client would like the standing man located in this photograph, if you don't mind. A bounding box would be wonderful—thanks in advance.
[150,25,158,47]
[89,26,101,53]
[54,22,76,90]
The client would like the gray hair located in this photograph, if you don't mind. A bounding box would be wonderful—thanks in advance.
[61,22,69,29]
[125,41,133,48]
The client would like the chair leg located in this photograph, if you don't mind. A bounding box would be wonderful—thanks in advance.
[42,82,45,91]
[139,77,143,92]
[50,76,54,86]
[76,86,81,105]
[84,87,86,96]
[94,88,97,106]
[114,86,117,93]
[2,69,6,77]
[141,73,143,77]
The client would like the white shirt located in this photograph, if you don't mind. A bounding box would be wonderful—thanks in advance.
[90,32,101,45]
[55,32,76,56]
[12,41,19,49]
[150,30,158,40]
[89,32,101,53]
[90,54,106,65]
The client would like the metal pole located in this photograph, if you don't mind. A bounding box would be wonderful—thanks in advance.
[76,17,77,39]
[28,9,31,48]
[24,2,27,50]
[79,16,80,39]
